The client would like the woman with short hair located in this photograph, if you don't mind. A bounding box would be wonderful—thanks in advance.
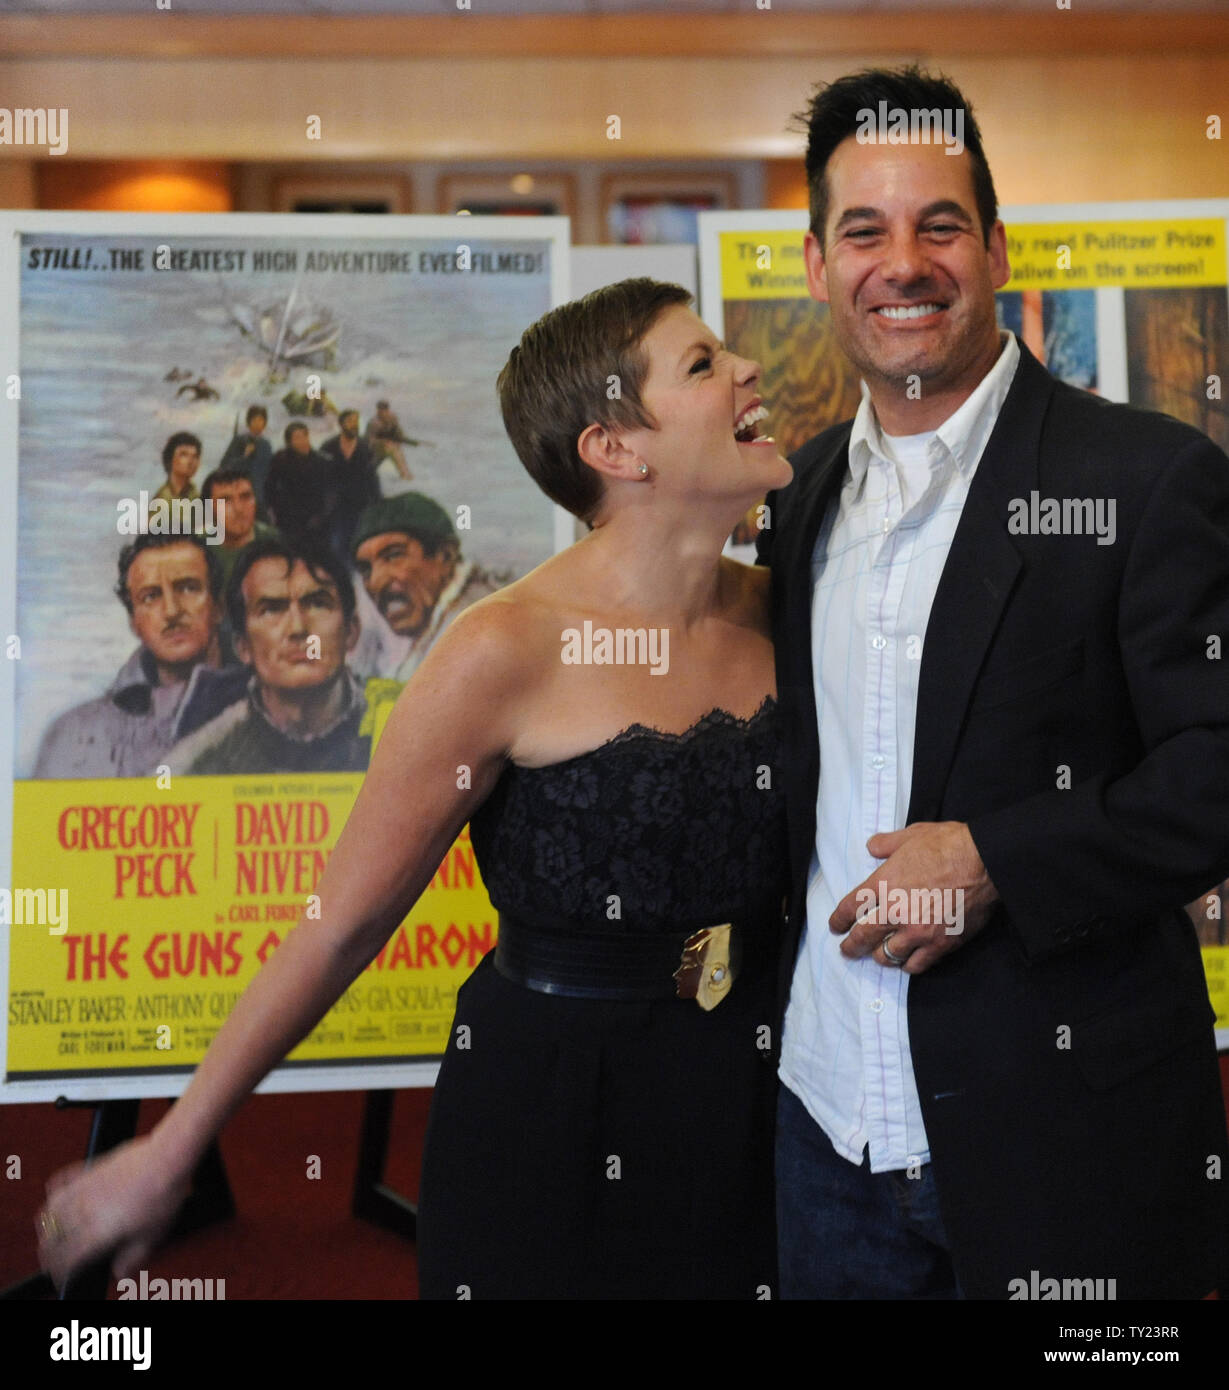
[38,278,793,1300]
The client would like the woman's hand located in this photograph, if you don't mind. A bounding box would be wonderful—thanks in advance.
[36,1136,192,1290]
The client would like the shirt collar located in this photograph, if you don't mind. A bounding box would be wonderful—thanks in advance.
[112,644,230,698]
[109,645,158,696]
[848,331,1020,486]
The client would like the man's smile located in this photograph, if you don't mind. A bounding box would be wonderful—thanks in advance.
[872,302,949,322]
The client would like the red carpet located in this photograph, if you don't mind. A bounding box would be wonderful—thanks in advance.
[3,1058,1228,1300]
[1,1087,432,1299]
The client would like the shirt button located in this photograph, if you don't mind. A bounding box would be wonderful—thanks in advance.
[868,998,885,1013]
[870,634,887,651]
[882,517,892,534]
[871,753,886,770]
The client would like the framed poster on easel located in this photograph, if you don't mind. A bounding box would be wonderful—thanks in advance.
[0,211,570,1105]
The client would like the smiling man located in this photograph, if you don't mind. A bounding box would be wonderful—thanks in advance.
[759,66,1229,1300]
[166,538,370,774]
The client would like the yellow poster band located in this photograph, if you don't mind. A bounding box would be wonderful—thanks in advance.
[1203,948,1229,1032]
[7,773,493,1074]
[719,231,810,300]
[720,219,1227,298]
[1002,219,1226,291]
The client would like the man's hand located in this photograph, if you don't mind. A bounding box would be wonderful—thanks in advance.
[829,821,999,975]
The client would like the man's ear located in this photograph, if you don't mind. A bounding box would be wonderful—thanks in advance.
[576,420,644,485]
[987,219,1011,292]
[344,613,361,655]
[234,632,252,666]
[803,230,830,305]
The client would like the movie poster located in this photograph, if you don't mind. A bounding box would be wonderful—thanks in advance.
[1,213,567,1096]
[700,200,1229,1040]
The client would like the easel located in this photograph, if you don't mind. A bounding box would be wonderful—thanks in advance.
[349,1090,417,1240]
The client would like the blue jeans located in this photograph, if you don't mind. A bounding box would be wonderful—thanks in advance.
[775,1083,960,1299]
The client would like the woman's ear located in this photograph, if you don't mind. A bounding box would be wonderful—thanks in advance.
[576,420,644,485]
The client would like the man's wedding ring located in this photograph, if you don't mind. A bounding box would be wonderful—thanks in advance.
[38,1209,66,1242]
[882,934,907,967]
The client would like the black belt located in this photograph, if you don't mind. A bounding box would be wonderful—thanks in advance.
[493,911,771,1006]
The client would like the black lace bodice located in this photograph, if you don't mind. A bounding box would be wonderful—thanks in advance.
[469,697,788,933]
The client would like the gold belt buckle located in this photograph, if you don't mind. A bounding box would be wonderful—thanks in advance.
[673,923,737,1011]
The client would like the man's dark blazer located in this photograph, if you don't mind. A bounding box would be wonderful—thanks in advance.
[759,338,1229,1300]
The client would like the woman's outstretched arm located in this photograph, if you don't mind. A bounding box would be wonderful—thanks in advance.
[37,597,530,1287]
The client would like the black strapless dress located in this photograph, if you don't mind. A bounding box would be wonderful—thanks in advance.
[415,699,788,1299]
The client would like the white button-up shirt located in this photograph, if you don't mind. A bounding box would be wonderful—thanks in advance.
[779,333,1020,1172]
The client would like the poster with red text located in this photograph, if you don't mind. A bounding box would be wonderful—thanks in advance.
[0,212,568,1100]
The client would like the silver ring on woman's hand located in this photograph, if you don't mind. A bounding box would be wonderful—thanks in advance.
[881,934,908,967]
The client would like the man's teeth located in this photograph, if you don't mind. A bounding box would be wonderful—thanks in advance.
[876,303,944,320]
[734,403,770,440]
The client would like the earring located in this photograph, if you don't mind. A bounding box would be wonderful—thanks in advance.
[638,463,648,478]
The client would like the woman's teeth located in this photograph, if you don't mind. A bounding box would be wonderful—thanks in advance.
[734,404,770,441]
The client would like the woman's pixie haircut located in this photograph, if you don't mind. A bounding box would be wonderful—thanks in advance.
[497,278,694,525]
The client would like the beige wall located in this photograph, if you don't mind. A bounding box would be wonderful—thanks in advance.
[0,11,1224,207]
